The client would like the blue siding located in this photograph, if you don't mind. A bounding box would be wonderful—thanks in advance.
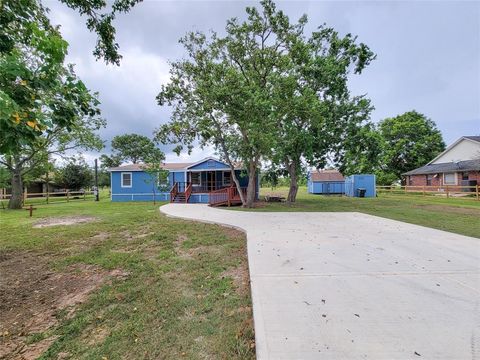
[110,167,259,203]
[168,171,185,184]
[189,159,229,170]
[308,181,345,194]
[344,174,376,197]
[111,171,171,202]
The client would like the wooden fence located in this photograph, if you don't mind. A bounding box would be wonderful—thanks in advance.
[0,190,95,206]
[376,185,479,200]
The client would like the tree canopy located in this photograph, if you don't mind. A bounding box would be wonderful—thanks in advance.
[109,134,164,165]
[377,111,445,180]
[156,0,375,205]
[0,0,138,157]
[55,156,93,190]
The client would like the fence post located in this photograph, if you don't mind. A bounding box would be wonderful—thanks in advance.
[46,189,49,204]
[446,185,449,198]
[404,185,407,194]
[84,191,86,201]
[477,185,479,201]
[67,191,69,202]
[423,186,425,196]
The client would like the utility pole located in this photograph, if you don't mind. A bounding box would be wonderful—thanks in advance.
[94,158,99,201]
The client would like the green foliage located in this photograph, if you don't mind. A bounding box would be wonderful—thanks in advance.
[110,134,164,164]
[59,0,141,65]
[99,154,122,169]
[54,156,93,190]
[268,19,375,201]
[339,111,446,185]
[377,111,445,179]
[0,165,10,189]
[0,0,139,155]
[155,0,375,204]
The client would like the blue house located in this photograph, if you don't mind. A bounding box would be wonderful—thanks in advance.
[307,169,345,194]
[109,157,259,205]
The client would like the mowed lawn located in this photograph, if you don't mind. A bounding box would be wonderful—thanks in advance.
[249,187,480,238]
[0,196,254,359]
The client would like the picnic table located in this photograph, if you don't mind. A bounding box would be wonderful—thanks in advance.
[264,195,286,203]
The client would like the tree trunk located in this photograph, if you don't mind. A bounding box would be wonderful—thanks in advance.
[9,169,23,209]
[244,160,257,208]
[230,167,246,206]
[286,160,299,203]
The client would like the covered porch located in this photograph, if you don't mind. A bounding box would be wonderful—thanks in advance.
[169,169,249,206]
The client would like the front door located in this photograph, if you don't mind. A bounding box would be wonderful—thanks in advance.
[207,171,216,191]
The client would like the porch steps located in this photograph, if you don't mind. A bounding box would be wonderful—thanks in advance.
[172,192,187,203]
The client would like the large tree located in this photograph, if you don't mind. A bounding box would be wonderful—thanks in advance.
[0,109,104,209]
[156,1,306,207]
[55,156,93,190]
[0,0,139,156]
[377,111,445,182]
[268,19,376,202]
[109,134,164,164]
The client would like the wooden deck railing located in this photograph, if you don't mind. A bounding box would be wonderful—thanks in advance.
[170,182,179,203]
[208,186,248,206]
[185,183,192,203]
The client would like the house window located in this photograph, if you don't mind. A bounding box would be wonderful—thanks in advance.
[191,172,201,185]
[223,171,232,186]
[207,160,215,168]
[443,173,456,185]
[462,172,469,181]
[157,171,169,191]
[121,172,132,188]
[426,174,433,186]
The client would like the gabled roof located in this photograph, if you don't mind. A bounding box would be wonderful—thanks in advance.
[403,159,480,176]
[185,157,226,169]
[310,169,344,182]
[428,136,480,165]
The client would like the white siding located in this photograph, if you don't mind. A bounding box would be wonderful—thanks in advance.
[431,139,480,164]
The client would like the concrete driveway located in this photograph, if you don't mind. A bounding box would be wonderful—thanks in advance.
[160,204,480,360]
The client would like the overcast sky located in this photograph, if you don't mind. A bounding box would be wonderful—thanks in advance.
[46,0,480,163]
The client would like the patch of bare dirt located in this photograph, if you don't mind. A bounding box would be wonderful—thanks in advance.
[33,216,97,228]
[220,263,250,296]
[0,251,128,359]
[414,204,480,216]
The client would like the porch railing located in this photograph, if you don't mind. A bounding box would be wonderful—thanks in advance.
[170,183,178,203]
[191,181,232,193]
[208,186,248,206]
[185,182,192,203]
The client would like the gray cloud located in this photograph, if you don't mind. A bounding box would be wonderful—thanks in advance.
[46,0,480,163]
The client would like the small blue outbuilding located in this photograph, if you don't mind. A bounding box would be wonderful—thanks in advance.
[307,170,345,194]
[344,174,376,198]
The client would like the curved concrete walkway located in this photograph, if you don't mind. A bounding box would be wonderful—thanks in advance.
[160,204,480,360]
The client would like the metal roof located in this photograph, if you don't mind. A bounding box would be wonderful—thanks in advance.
[403,159,480,175]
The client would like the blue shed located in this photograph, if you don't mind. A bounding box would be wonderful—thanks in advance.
[344,174,376,197]
[109,157,259,205]
[308,170,345,194]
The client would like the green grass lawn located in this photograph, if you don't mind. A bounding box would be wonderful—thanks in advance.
[0,195,254,359]
[245,187,480,238]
